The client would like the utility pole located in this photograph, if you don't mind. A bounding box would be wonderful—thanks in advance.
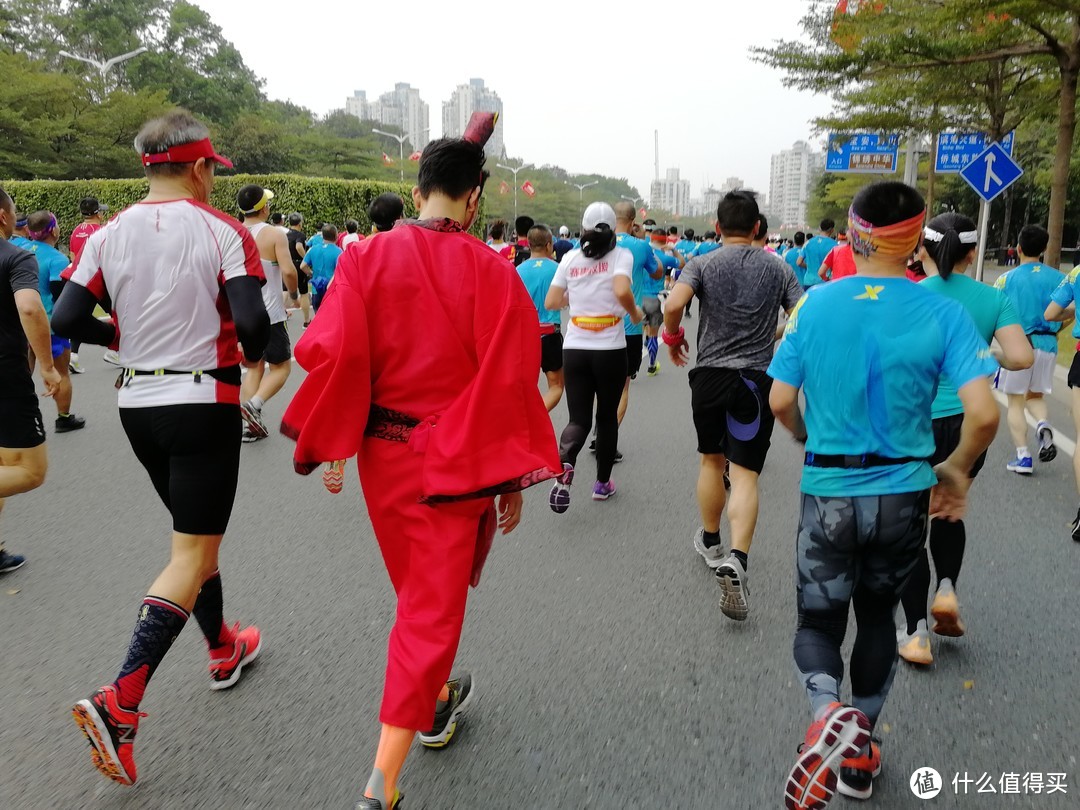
[496,161,530,220]
[372,128,428,182]
[59,46,148,96]
[567,180,599,221]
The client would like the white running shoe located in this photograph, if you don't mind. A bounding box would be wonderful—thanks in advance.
[715,553,749,621]
[693,527,725,569]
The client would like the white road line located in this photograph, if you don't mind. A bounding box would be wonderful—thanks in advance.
[992,390,1076,457]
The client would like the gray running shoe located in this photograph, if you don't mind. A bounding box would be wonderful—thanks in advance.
[715,553,749,621]
[240,401,269,438]
[692,527,725,569]
[419,672,473,749]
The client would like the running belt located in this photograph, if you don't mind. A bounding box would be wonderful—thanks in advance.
[115,366,241,388]
[804,452,926,469]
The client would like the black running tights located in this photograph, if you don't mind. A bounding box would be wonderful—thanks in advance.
[558,348,626,483]
[900,518,966,633]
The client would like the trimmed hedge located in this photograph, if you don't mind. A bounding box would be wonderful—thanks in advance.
[0,174,447,241]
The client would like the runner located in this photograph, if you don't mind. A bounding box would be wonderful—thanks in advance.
[661,191,802,621]
[516,224,564,411]
[301,224,344,313]
[545,202,642,512]
[486,218,508,251]
[67,197,109,374]
[614,202,661,437]
[500,215,534,266]
[785,231,806,287]
[340,219,363,249]
[280,113,560,810]
[237,184,299,443]
[819,228,856,282]
[0,187,61,574]
[10,213,31,249]
[768,182,999,808]
[993,225,1065,475]
[1044,256,1080,540]
[646,222,683,375]
[897,212,1032,666]
[695,230,720,257]
[52,110,271,787]
[25,211,85,433]
[286,213,312,327]
[798,218,837,290]
[553,225,574,261]
[367,192,404,235]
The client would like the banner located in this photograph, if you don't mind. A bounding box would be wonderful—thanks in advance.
[499,181,510,195]
[381,152,394,165]
[522,181,536,198]
[408,150,422,161]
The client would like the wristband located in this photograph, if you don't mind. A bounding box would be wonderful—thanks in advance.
[661,326,685,347]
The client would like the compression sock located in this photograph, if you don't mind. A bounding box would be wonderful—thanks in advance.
[702,529,722,549]
[192,571,234,650]
[112,596,189,710]
[646,337,658,365]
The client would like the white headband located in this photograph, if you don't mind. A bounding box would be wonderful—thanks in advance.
[924,226,978,244]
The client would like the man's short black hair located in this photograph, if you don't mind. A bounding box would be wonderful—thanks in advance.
[850,181,925,229]
[345,219,359,234]
[0,187,12,212]
[288,212,303,226]
[704,231,716,241]
[488,218,507,240]
[368,192,404,232]
[668,225,678,236]
[794,231,806,246]
[322,223,338,241]
[515,215,534,237]
[684,228,695,239]
[716,191,759,237]
[236,184,268,215]
[270,212,284,226]
[1018,224,1050,258]
[417,137,489,200]
[756,214,769,239]
[528,223,553,251]
[820,217,835,232]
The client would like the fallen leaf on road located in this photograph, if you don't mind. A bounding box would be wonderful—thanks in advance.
[964,680,975,690]
[6,589,19,595]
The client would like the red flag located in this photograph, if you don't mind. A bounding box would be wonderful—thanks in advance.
[639,207,647,219]
[499,180,510,195]
[408,150,422,161]
[522,181,536,198]
[382,152,394,165]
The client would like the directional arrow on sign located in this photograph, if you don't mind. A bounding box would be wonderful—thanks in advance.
[983,152,1001,194]
[960,141,1023,203]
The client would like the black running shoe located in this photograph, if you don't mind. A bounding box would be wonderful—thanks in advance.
[1071,507,1080,543]
[419,672,473,749]
[55,414,86,433]
[0,549,26,573]
[355,793,402,809]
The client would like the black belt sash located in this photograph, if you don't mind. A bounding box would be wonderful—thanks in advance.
[804,452,926,469]
[116,365,241,389]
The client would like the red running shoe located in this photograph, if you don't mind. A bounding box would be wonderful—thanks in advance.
[784,702,871,810]
[72,685,146,786]
[838,740,882,800]
[209,623,263,690]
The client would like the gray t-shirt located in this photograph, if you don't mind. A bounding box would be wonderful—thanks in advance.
[679,244,803,371]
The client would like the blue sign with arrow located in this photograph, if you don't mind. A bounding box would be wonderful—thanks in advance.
[936,131,1014,174]
[959,142,1023,203]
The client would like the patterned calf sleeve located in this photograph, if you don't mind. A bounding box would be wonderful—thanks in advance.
[113,596,189,710]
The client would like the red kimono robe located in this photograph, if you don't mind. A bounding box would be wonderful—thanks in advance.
[282,218,561,730]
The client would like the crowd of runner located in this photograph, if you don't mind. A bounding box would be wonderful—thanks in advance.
[1,108,1078,809]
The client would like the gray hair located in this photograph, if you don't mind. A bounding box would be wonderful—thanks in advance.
[134,110,210,176]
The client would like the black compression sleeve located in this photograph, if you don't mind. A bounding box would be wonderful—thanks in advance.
[50,283,116,346]
[225,276,270,362]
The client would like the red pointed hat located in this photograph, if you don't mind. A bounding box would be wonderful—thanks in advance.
[462,112,498,148]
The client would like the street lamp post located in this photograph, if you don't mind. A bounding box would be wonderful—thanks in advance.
[59,46,148,95]
[496,161,531,220]
[372,127,429,182]
[567,180,599,220]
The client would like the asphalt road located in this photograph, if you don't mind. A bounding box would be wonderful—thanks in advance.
[2,315,1079,810]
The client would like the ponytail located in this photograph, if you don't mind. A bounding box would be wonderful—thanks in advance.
[580,225,616,259]
[923,212,978,279]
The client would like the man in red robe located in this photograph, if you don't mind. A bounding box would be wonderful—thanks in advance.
[281,114,561,810]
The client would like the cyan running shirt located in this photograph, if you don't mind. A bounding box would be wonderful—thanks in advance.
[801,235,837,288]
[785,247,804,278]
[517,257,562,326]
[768,276,998,497]
[303,240,343,282]
[994,262,1065,353]
[696,241,720,257]
[25,241,70,319]
[617,232,659,336]
[675,239,697,259]
[922,274,1019,419]
[1051,267,1080,338]
[647,247,678,296]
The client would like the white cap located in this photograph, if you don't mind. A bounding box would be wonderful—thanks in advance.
[582,202,616,232]
[559,225,570,237]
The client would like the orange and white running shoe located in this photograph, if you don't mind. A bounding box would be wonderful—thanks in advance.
[838,740,882,800]
[72,685,146,786]
[784,702,871,810]
[930,578,965,637]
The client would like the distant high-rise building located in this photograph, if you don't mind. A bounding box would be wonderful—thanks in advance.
[769,141,825,229]
[442,78,504,157]
[720,176,745,193]
[650,168,692,216]
[702,187,722,218]
[345,84,431,150]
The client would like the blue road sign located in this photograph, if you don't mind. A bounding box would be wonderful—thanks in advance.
[936,131,1015,173]
[959,142,1023,203]
[826,133,900,174]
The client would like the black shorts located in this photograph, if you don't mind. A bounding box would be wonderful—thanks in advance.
[625,334,643,378]
[1069,351,1080,388]
[541,331,564,373]
[264,321,292,365]
[931,413,986,479]
[120,404,241,535]
[295,267,310,296]
[689,367,775,473]
[0,395,46,449]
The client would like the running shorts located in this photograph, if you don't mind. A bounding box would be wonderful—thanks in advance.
[263,321,292,365]
[642,296,663,329]
[120,403,241,535]
[51,335,71,358]
[689,367,774,473]
[540,331,564,374]
[293,266,310,296]
[930,413,986,479]
[0,395,46,449]
[995,348,1055,395]
[625,334,643,378]
[1068,351,1080,389]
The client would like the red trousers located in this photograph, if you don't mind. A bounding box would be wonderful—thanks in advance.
[359,438,487,731]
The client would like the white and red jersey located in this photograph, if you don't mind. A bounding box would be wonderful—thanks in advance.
[68,221,102,264]
[70,199,265,407]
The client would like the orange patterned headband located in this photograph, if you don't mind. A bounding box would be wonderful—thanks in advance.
[848,207,925,259]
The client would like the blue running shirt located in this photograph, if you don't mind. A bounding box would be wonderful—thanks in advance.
[517,258,562,326]
[994,262,1065,353]
[617,233,659,336]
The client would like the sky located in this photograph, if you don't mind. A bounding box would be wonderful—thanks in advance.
[192,0,832,201]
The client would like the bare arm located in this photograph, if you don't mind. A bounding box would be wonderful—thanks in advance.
[1044,301,1074,322]
[992,324,1034,371]
[544,285,567,312]
[931,376,998,521]
[768,380,807,442]
[15,289,60,396]
[613,275,643,324]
